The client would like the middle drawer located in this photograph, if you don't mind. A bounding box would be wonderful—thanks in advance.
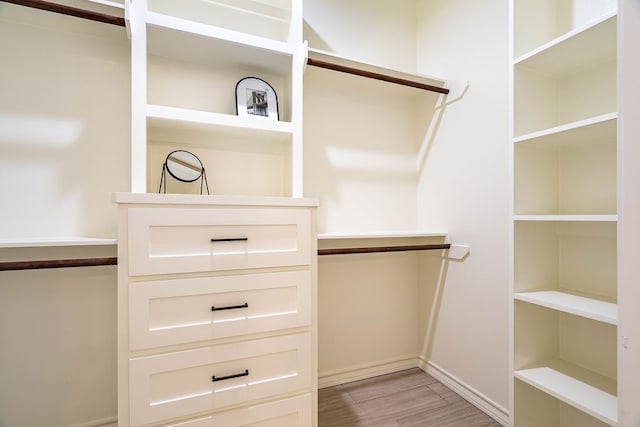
[130,270,311,350]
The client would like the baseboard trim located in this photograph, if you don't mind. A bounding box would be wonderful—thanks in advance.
[418,357,509,426]
[318,357,419,389]
[67,416,117,427]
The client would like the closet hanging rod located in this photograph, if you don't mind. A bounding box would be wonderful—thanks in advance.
[1,0,126,27]
[1,243,452,269]
[0,257,117,271]
[318,243,451,256]
[306,58,450,95]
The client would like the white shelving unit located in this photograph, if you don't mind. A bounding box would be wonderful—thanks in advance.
[510,0,619,425]
[128,0,304,197]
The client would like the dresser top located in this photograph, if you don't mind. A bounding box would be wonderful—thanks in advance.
[112,192,319,207]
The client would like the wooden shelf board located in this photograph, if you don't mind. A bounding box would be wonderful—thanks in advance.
[515,291,617,325]
[307,48,447,90]
[514,113,617,145]
[513,215,617,222]
[318,231,447,240]
[515,365,617,425]
[147,13,293,73]
[514,11,617,75]
[0,237,117,248]
[112,192,319,208]
[146,104,293,145]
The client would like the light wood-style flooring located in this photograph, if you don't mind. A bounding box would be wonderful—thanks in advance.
[318,368,503,427]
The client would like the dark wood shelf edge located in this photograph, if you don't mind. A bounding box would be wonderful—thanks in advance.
[1,0,126,27]
[318,243,451,256]
[307,58,450,95]
[0,257,118,271]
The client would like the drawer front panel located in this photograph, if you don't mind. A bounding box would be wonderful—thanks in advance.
[161,394,312,427]
[129,333,311,426]
[128,208,312,276]
[129,270,311,350]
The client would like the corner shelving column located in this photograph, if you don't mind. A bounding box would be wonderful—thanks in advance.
[128,0,304,197]
[510,1,618,426]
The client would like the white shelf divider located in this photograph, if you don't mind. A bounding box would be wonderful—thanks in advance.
[513,113,617,145]
[513,215,617,222]
[515,366,617,426]
[318,231,447,240]
[147,104,293,135]
[0,237,117,248]
[515,291,617,325]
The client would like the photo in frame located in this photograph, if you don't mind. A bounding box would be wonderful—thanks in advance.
[235,77,279,120]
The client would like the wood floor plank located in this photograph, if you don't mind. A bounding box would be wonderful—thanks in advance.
[396,400,500,427]
[342,368,439,404]
[355,386,449,426]
[318,368,504,427]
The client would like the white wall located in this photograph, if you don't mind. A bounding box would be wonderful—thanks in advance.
[0,4,129,426]
[303,0,416,71]
[415,0,511,417]
[0,4,130,240]
[0,247,117,427]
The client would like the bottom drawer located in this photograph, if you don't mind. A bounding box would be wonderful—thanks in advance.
[129,333,311,426]
[162,394,313,427]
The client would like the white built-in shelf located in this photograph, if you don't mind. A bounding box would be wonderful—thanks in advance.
[514,11,617,75]
[0,237,117,248]
[514,113,617,146]
[318,231,447,240]
[515,291,617,325]
[146,104,293,145]
[513,215,617,222]
[146,15,293,74]
[515,363,617,426]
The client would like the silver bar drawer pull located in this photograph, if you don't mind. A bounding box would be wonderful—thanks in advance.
[212,369,249,383]
[211,303,249,312]
[211,237,248,242]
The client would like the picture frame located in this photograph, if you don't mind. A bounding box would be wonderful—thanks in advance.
[235,77,279,120]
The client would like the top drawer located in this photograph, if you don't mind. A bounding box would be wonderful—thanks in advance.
[127,207,312,276]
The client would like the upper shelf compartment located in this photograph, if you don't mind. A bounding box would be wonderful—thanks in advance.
[513,11,617,137]
[145,22,295,123]
[146,0,295,44]
[513,0,617,58]
[145,14,294,77]
[514,11,617,74]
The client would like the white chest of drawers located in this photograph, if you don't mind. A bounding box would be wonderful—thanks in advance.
[114,193,318,427]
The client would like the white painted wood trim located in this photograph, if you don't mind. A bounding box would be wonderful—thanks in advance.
[66,415,118,427]
[419,357,510,426]
[318,357,418,389]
